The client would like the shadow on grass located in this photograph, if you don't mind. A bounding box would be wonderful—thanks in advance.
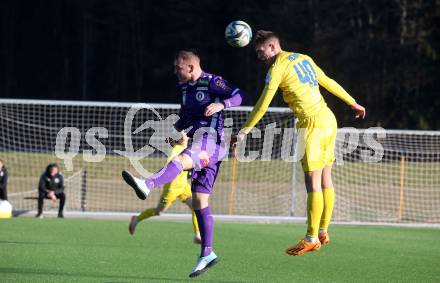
[0,239,149,249]
[0,240,118,249]
[0,267,243,282]
[12,210,31,217]
[0,240,54,246]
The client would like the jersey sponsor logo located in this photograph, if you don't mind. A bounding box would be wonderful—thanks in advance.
[293,59,318,87]
[198,78,210,86]
[215,79,231,92]
[215,79,226,88]
[196,87,208,91]
[196,91,205,102]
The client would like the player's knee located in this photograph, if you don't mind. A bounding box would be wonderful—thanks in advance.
[322,181,333,189]
[192,198,204,210]
[306,184,322,193]
[322,173,333,189]
[173,154,193,169]
[173,155,184,164]
[198,151,210,168]
[192,194,209,210]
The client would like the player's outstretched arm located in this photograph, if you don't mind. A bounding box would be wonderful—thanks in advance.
[312,59,366,119]
[230,86,277,146]
[311,58,356,105]
[240,66,282,135]
[351,103,366,119]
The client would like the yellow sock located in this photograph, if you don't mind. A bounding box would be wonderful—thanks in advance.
[192,210,199,234]
[320,187,335,231]
[137,208,158,222]
[306,192,324,238]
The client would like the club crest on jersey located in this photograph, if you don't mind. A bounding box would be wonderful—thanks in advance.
[54,178,60,183]
[196,91,205,102]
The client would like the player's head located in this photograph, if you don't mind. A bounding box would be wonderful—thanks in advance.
[254,30,282,65]
[46,163,59,176]
[174,49,202,83]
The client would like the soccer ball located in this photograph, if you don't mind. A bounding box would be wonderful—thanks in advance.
[225,21,252,47]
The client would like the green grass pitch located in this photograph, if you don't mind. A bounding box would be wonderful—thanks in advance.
[1,218,439,282]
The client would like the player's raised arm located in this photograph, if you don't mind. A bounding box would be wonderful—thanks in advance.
[313,59,366,119]
[240,67,282,135]
[237,32,284,137]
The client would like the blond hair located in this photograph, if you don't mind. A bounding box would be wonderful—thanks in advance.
[175,50,200,63]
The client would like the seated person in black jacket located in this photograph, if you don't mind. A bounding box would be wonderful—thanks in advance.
[0,159,8,201]
[36,163,65,218]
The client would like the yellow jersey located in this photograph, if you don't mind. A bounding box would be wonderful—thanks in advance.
[242,51,356,133]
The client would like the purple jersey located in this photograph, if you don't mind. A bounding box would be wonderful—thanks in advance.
[174,71,244,194]
[174,71,244,139]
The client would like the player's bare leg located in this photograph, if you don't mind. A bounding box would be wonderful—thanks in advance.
[319,165,334,245]
[286,170,323,256]
[128,201,167,235]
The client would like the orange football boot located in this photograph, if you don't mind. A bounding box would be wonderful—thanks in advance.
[318,231,330,245]
[286,238,321,256]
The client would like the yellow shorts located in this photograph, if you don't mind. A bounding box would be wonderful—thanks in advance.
[159,144,192,208]
[159,171,192,209]
[296,106,337,172]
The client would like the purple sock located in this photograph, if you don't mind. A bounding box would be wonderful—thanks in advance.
[146,160,183,189]
[194,206,214,257]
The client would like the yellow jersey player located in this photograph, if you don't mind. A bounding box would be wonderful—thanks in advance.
[128,143,201,244]
[233,30,366,256]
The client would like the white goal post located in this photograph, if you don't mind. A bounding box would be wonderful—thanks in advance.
[1,99,439,224]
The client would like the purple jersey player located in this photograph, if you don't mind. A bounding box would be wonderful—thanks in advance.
[122,50,244,278]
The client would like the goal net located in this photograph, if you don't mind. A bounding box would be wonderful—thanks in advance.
[0,99,439,223]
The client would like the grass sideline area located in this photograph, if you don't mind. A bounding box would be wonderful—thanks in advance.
[1,218,439,282]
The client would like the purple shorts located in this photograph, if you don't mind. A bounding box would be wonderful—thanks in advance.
[191,161,222,194]
[182,131,227,194]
